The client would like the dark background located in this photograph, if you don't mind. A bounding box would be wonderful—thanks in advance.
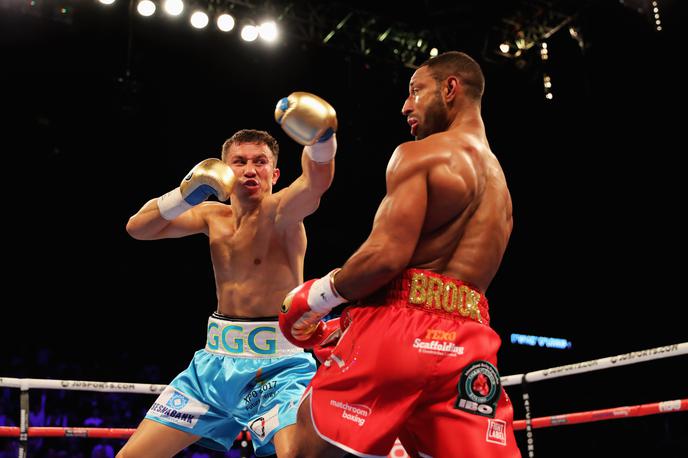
[1,0,686,456]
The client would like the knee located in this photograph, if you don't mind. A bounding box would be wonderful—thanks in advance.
[274,442,298,458]
[274,439,311,458]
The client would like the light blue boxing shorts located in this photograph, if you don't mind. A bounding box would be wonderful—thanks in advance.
[145,313,316,456]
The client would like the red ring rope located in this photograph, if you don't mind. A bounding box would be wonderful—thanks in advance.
[1,399,684,438]
[513,398,687,430]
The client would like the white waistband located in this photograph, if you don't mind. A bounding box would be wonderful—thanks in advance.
[204,316,304,359]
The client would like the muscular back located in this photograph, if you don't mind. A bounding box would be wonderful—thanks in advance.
[408,125,512,292]
[338,119,512,300]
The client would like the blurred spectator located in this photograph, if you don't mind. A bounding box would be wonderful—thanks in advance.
[91,443,115,458]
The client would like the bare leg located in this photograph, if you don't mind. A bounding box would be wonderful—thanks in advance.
[274,394,346,458]
[272,424,297,458]
[116,418,201,458]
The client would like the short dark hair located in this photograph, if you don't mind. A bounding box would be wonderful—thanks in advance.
[420,51,485,101]
[221,129,280,164]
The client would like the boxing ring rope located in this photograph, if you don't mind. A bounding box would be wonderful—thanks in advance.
[499,342,688,386]
[1,341,686,457]
[500,342,688,457]
[1,397,686,437]
[0,427,135,439]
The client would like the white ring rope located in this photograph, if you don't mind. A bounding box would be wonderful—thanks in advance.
[0,378,166,394]
[500,341,687,386]
[2,342,686,392]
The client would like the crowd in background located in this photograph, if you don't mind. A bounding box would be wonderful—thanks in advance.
[0,349,255,458]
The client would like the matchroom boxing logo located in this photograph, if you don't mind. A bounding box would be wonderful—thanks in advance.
[329,399,372,427]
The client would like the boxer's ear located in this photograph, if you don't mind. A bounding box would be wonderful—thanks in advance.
[445,75,460,102]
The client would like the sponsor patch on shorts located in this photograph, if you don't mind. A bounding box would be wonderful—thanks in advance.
[147,386,209,428]
[412,329,465,356]
[329,399,371,427]
[248,404,281,440]
[486,419,507,446]
[455,360,501,418]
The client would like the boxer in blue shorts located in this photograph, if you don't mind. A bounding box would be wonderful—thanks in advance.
[118,92,339,458]
[146,314,316,455]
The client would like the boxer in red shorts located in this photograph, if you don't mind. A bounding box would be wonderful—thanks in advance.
[280,51,521,458]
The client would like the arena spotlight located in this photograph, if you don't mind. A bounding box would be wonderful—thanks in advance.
[258,21,278,43]
[163,0,184,17]
[241,23,259,42]
[98,0,116,5]
[539,42,549,61]
[136,0,155,17]
[216,13,235,32]
[190,10,209,29]
[543,74,553,100]
[652,0,662,31]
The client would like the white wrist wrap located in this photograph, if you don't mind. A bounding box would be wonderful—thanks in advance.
[307,269,345,314]
[157,187,192,221]
[305,135,337,164]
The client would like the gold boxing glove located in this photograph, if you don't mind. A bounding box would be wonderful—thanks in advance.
[275,92,338,163]
[157,158,236,220]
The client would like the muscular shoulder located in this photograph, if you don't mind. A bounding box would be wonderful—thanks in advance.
[392,133,490,197]
[271,188,287,203]
[389,134,469,178]
[194,201,233,220]
[387,141,427,179]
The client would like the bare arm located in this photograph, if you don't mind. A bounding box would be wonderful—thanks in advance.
[126,158,235,240]
[275,150,334,225]
[335,143,427,299]
[126,199,210,240]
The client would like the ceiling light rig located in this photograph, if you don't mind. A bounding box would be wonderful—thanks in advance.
[92,0,442,68]
[31,0,599,71]
[485,0,585,68]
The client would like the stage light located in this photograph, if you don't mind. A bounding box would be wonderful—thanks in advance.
[241,23,259,42]
[137,0,155,17]
[543,74,553,101]
[651,0,661,31]
[377,28,391,42]
[163,0,184,17]
[217,13,235,32]
[258,21,278,43]
[539,42,548,61]
[98,0,116,5]
[190,11,209,29]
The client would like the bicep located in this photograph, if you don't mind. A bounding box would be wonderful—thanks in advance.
[153,206,209,239]
[276,156,333,224]
[276,175,320,224]
[367,167,427,264]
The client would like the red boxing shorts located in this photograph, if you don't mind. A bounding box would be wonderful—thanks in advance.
[302,268,521,458]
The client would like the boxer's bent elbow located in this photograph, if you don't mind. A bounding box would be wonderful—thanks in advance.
[126,218,158,240]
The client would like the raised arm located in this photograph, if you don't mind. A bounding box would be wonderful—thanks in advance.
[126,158,235,240]
[274,92,337,224]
